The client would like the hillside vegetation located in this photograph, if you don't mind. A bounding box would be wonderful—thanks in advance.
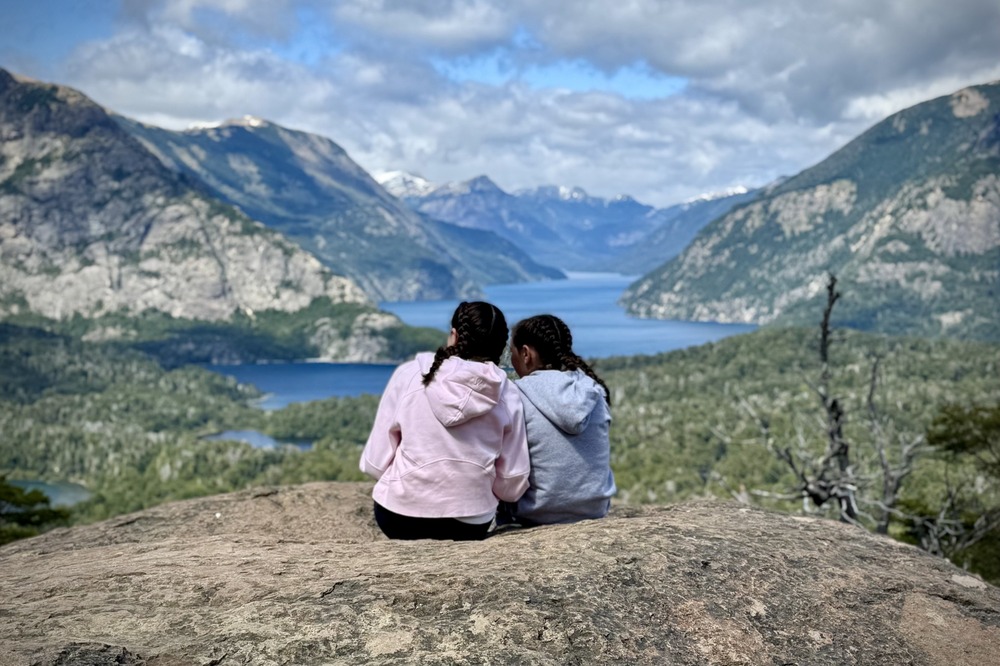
[0,324,377,522]
[603,327,998,504]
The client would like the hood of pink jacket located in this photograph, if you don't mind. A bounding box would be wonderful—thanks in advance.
[416,352,508,427]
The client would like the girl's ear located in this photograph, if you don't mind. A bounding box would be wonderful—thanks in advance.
[447,328,458,347]
[521,344,542,373]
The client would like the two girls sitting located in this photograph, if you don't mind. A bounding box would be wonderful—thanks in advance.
[359,301,616,541]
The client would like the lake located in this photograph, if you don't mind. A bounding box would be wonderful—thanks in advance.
[206,273,755,411]
[383,272,755,359]
[9,479,92,507]
[204,362,397,410]
[205,429,313,450]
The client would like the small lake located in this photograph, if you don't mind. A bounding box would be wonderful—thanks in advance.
[204,430,312,450]
[206,273,755,409]
[9,479,92,507]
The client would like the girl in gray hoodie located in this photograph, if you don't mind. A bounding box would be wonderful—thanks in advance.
[503,314,617,525]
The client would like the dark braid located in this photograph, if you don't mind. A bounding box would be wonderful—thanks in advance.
[422,301,509,386]
[512,314,611,406]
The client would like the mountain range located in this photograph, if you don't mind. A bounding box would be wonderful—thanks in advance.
[0,69,445,362]
[117,116,562,302]
[0,68,578,361]
[379,172,756,273]
[0,70,365,323]
[4,64,996,349]
[622,81,1000,340]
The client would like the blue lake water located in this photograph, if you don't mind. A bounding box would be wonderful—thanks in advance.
[205,273,755,416]
[205,430,312,450]
[9,479,92,507]
[205,362,397,410]
[383,272,755,360]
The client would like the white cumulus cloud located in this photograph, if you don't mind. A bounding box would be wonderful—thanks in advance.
[5,0,998,206]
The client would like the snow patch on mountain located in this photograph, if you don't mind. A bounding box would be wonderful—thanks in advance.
[684,186,750,204]
[373,170,436,198]
[187,115,269,131]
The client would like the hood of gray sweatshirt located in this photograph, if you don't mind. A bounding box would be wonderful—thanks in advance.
[516,368,604,435]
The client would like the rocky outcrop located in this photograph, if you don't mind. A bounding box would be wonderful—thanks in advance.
[2,482,998,665]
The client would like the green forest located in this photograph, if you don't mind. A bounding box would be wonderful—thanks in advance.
[1,319,998,581]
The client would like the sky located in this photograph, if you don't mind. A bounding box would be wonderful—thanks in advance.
[3,0,1000,207]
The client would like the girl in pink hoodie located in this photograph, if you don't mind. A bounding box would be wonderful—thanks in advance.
[360,301,530,540]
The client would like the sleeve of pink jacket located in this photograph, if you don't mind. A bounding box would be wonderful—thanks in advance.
[492,385,531,502]
[359,365,407,480]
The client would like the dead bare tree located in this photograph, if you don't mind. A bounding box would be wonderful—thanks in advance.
[738,274,924,528]
[741,274,861,523]
[908,486,1000,559]
[907,403,1000,562]
[728,275,998,571]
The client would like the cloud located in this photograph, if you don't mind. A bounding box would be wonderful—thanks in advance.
[10,0,999,206]
[65,25,324,127]
[505,0,1000,123]
[122,0,303,42]
[332,0,515,53]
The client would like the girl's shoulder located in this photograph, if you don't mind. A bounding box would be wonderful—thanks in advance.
[386,355,431,393]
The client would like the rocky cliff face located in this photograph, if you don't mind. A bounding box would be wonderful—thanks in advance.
[622,81,1000,340]
[2,481,998,665]
[0,70,368,322]
[119,117,562,301]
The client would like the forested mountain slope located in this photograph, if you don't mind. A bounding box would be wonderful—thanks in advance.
[4,319,997,579]
[623,81,1000,340]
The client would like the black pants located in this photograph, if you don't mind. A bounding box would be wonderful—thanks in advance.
[373,502,491,541]
[495,501,540,529]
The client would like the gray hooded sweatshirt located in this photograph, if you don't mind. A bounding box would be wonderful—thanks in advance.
[512,368,617,524]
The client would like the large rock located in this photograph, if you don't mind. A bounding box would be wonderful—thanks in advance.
[2,482,998,665]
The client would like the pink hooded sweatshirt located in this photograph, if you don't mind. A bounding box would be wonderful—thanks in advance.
[360,352,530,518]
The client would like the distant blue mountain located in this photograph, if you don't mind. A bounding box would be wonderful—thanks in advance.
[380,173,756,273]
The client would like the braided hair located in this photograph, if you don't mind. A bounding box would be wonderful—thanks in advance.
[422,301,509,386]
[511,314,611,406]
